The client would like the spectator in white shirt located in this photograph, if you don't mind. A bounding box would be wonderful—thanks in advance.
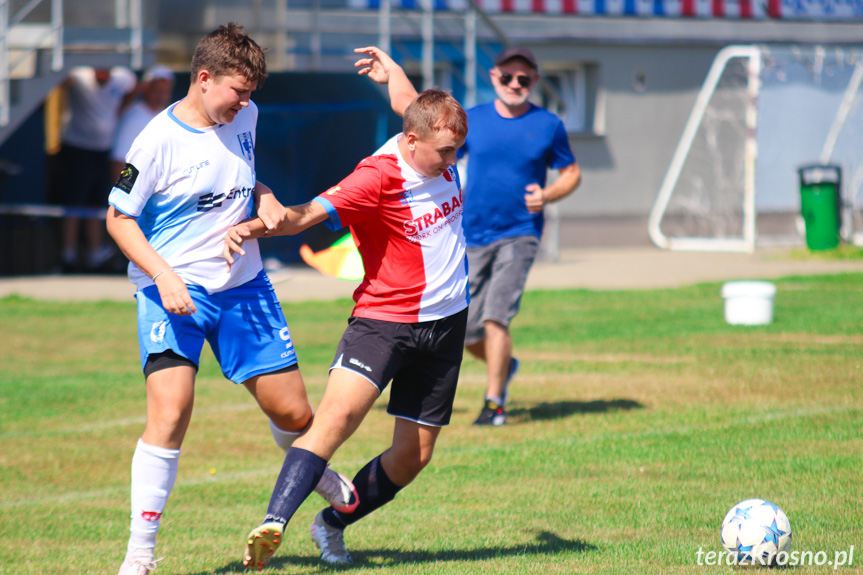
[58,66,137,272]
[110,65,175,182]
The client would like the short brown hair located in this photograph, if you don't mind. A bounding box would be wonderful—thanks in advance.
[190,22,267,87]
[403,89,468,140]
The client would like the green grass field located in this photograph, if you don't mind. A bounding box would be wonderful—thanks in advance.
[2,273,862,574]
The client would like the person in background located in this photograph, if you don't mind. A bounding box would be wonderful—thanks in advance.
[458,46,582,426]
[59,65,137,272]
[110,65,176,182]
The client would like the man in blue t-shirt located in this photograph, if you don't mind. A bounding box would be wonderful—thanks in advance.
[458,46,582,426]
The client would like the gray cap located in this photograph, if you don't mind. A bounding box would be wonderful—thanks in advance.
[143,65,175,83]
[494,46,538,70]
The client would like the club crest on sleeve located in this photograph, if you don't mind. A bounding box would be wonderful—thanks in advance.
[115,163,139,194]
[237,132,254,161]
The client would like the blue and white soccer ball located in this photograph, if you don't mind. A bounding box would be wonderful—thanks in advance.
[720,499,792,566]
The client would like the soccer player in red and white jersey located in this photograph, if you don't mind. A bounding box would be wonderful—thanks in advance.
[224,47,469,569]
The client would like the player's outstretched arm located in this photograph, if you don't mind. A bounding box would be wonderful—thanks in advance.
[354,46,418,117]
[223,200,330,267]
[106,206,197,315]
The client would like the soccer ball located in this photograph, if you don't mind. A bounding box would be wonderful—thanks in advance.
[720,499,792,566]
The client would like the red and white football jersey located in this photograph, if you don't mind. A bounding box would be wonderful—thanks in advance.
[313,134,469,323]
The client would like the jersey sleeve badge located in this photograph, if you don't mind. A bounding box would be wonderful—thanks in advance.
[115,163,139,194]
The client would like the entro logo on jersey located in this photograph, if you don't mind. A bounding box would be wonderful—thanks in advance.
[196,186,253,212]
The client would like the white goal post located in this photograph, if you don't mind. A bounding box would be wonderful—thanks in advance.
[649,44,863,252]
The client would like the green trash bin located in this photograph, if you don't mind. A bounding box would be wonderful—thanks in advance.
[799,164,841,250]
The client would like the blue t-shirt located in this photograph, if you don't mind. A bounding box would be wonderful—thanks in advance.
[458,102,575,247]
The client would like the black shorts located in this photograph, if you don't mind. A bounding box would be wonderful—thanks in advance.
[59,143,111,208]
[329,308,468,427]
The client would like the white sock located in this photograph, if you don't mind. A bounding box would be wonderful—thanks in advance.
[126,439,180,556]
[269,419,302,453]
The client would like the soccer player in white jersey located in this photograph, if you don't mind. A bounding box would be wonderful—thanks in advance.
[106,23,357,575]
[223,47,469,570]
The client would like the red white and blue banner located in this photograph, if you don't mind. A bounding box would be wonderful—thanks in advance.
[348,0,863,18]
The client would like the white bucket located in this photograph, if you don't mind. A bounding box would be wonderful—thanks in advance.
[721,281,777,326]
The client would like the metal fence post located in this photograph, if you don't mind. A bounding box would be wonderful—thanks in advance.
[0,0,9,127]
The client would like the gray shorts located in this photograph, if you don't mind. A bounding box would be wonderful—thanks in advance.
[465,235,540,345]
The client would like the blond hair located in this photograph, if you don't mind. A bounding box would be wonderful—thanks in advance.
[403,89,468,140]
[190,22,267,87]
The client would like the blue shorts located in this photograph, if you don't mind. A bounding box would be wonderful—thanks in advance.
[135,270,297,384]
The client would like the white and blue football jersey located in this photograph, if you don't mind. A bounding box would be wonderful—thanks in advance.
[109,100,263,293]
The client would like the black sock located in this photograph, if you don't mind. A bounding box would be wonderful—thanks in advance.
[323,454,403,529]
[265,447,327,525]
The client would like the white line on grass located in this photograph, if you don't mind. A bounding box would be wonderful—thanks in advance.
[3,404,855,510]
[0,467,278,509]
[0,402,258,439]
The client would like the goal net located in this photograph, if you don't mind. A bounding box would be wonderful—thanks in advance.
[649,44,863,252]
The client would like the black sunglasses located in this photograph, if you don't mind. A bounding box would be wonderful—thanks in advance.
[498,73,532,88]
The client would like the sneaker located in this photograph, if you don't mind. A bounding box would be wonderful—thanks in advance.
[243,521,283,571]
[501,357,520,406]
[472,398,506,426]
[310,510,353,564]
[117,555,161,575]
[314,467,359,513]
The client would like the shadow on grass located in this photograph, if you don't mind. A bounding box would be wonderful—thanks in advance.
[201,530,596,573]
[508,398,644,423]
